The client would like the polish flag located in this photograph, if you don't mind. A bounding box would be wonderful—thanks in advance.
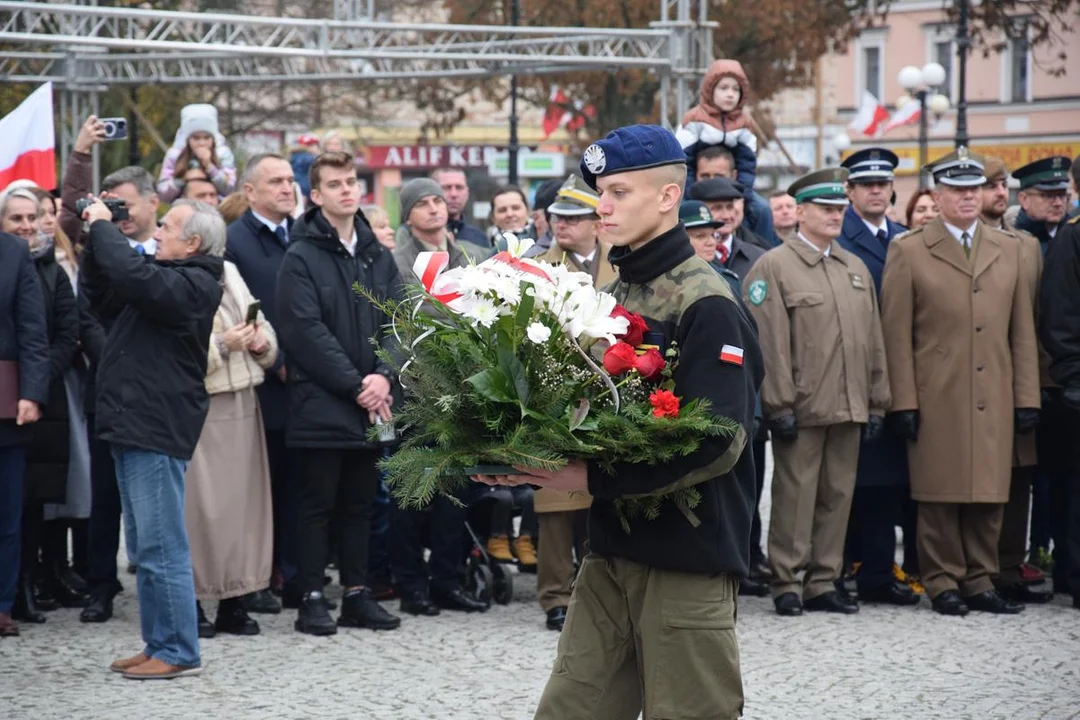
[0,82,56,191]
[720,344,744,366]
[541,86,570,139]
[883,97,921,134]
[848,91,890,138]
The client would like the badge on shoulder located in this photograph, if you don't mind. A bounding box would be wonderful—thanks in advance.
[748,279,767,306]
[849,274,866,290]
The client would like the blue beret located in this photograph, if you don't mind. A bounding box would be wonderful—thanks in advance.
[580,124,686,190]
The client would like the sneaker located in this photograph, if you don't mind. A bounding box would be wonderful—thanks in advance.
[122,658,201,680]
[338,588,401,631]
[1029,546,1055,573]
[513,535,538,568]
[486,534,515,563]
[110,653,150,674]
[294,592,337,636]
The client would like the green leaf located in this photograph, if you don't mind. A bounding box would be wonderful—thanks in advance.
[569,398,591,431]
[465,369,517,404]
[515,290,535,330]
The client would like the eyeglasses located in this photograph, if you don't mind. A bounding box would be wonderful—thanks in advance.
[550,214,598,225]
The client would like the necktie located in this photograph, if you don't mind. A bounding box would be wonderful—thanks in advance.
[135,244,145,256]
[961,231,971,259]
[581,257,592,271]
[876,229,888,247]
[717,243,730,265]
[275,225,288,244]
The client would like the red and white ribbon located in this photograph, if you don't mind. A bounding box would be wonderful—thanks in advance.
[412,251,464,306]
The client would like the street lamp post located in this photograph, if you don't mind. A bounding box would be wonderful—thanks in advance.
[898,63,950,189]
[507,0,521,186]
[955,0,971,148]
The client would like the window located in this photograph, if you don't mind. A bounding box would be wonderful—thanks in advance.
[863,46,883,101]
[933,40,954,100]
[1008,33,1030,102]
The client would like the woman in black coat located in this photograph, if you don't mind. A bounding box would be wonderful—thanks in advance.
[0,189,79,623]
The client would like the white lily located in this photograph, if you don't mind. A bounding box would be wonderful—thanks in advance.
[504,233,535,258]
[565,286,629,344]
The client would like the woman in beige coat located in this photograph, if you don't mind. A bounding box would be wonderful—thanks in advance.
[186,260,278,637]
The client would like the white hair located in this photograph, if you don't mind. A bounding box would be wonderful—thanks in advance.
[172,199,226,257]
[0,187,41,220]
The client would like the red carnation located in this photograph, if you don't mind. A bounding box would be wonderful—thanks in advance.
[649,389,680,418]
[611,305,649,348]
[633,347,667,381]
[603,341,638,376]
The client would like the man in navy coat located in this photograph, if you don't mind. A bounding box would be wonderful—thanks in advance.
[836,148,920,605]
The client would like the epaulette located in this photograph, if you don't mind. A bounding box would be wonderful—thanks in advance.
[1069,214,1080,225]
[893,227,923,241]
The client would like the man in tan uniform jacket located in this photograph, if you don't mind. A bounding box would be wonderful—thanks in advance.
[981,156,1053,604]
[880,148,1041,617]
[743,167,890,617]
[534,175,615,631]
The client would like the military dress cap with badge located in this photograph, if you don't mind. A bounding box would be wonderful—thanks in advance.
[580,124,686,189]
[788,167,851,206]
[927,146,986,187]
[547,174,600,217]
[680,200,725,229]
[689,177,745,202]
[1013,156,1072,192]
[841,148,899,184]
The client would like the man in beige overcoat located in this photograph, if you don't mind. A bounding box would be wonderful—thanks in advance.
[744,167,891,617]
[534,175,614,631]
[880,148,1041,616]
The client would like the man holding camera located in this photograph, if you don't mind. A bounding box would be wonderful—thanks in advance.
[80,197,224,679]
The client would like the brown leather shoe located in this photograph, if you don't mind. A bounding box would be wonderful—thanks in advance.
[0,612,19,637]
[122,658,202,680]
[110,653,150,674]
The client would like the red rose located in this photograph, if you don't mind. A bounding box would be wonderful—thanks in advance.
[649,389,680,418]
[633,347,667,381]
[603,341,638,376]
[611,305,649,348]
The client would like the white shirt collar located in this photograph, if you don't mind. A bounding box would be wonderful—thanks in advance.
[1050,225,1058,239]
[128,237,157,255]
[861,216,889,237]
[797,232,830,257]
[340,226,357,256]
[572,248,597,265]
[943,220,978,245]
[251,209,289,237]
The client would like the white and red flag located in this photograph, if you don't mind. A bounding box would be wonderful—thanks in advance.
[848,91,889,138]
[0,82,56,190]
[541,86,596,139]
[882,96,921,134]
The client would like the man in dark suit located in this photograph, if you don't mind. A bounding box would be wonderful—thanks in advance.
[836,148,920,605]
[0,231,49,637]
[689,177,772,252]
[224,153,297,613]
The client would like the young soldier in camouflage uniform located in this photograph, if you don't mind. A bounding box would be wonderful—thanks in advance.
[475,125,763,719]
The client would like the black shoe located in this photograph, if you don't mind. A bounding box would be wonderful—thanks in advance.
[44,572,91,608]
[399,591,441,617]
[997,583,1053,604]
[295,593,338,636]
[773,592,803,616]
[738,577,770,597]
[33,580,60,612]
[432,586,489,613]
[931,590,970,616]
[240,589,282,615]
[196,601,216,638]
[546,606,567,631]
[215,598,261,635]
[834,583,859,608]
[338,588,401,631]
[282,582,336,610]
[80,592,115,623]
[963,589,1024,614]
[858,580,921,606]
[804,591,859,614]
[12,577,46,623]
[59,568,89,593]
[749,558,773,580]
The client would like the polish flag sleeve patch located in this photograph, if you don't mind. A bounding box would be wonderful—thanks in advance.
[720,345,744,366]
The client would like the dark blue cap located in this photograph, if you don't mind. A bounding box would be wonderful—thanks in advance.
[580,124,687,190]
[841,148,899,183]
[689,177,744,202]
[1013,156,1071,191]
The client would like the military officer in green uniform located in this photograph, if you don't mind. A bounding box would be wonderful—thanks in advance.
[473,125,764,719]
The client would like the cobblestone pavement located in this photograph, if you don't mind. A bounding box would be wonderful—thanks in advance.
[3,456,1080,719]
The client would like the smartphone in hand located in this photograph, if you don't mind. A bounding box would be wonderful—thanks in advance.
[245,300,261,325]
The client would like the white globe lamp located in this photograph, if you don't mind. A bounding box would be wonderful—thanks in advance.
[921,62,947,88]
[898,65,922,91]
[928,93,951,115]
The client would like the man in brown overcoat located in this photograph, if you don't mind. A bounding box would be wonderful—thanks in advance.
[880,148,1041,616]
[534,175,613,631]
[981,156,1053,604]
[744,167,891,617]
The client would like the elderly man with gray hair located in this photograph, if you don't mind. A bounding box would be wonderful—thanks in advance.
[80,198,224,680]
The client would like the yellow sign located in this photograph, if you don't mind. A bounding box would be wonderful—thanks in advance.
[845,141,1080,176]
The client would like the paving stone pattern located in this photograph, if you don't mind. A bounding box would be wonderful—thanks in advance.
[3,454,1079,719]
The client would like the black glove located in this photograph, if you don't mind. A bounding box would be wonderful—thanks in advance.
[891,410,920,442]
[768,414,797,441]
[1014,408,1040,434]
[863,415,884,441]
[1061,386,1080,413]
